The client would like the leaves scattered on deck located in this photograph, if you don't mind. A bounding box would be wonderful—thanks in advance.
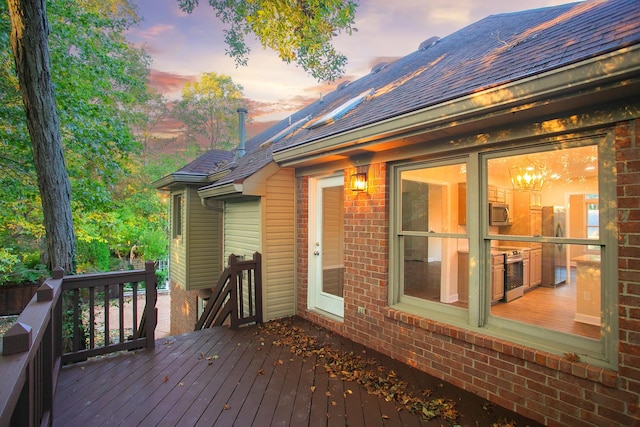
[259,319,459,423]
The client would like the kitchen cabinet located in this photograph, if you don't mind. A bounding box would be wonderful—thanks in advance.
[491,253,505,302]
[573,254,601,325]
[509,191,542,239]
[529,247,542,287]
[458,252,504,303]
[458,252,505,303]
[458,252,468,302]
[530,208,542,237]
[530,191,542,208]
[458,183,466,225]
[522,249,530,289]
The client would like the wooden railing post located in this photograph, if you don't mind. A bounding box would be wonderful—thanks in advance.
[253,252,263,324]
[229,254,239,330]
[144,261,157,349]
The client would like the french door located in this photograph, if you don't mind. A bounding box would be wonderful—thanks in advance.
[308,175,344,317]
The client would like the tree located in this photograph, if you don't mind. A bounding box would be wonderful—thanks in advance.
[174,72,244,151]
[2,0,159,276]
[6,0,76,274]
[177,0,358,82]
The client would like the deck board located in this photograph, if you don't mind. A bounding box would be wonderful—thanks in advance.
[53,317,541,427]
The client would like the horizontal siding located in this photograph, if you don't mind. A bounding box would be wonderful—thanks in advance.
[187,188,222,290]
[264,169,296,320]
[224,199,261,263]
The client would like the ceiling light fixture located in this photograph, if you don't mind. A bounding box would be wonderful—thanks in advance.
[510,161,546,191]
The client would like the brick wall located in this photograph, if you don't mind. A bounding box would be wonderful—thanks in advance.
[615,119,640,424]
[296,120,640,426]
[169,280,198,335]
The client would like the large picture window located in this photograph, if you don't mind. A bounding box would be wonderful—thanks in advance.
[487,145,604,339]
[391,137,616,366]
[396,163,468,311]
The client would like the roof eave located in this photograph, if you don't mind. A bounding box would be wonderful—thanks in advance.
[273,45,640,167]
[197,182,243,200]
[151,173,209,190]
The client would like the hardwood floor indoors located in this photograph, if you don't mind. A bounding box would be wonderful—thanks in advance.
[491,273,600,339]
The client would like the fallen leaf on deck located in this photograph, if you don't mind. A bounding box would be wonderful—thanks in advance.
[257,369,265,376]
[223,404,231,410]
[310,386,316,392]
[163,375,169,383]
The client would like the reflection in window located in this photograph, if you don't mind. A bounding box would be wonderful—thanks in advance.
[487,145,601,339]
[398,164,467,308]
[491,243,600,339]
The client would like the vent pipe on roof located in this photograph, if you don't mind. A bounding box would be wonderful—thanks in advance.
[236,107,247,159]
[419,36,440,50]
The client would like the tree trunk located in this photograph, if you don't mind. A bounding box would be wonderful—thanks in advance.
[7,0,76,274]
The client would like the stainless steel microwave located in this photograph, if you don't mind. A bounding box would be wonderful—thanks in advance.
[489,203,511,226]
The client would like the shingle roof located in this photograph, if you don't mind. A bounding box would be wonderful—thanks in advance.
[175,0,640,192]
[176,149,234,175]
[272,0,640,152]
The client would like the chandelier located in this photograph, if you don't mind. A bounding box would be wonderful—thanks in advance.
[509,161,547,191]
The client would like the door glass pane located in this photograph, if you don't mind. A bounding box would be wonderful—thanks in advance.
[322,185,343,297]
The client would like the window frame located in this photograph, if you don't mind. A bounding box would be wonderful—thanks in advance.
[389,157,470,326]
[389,132,618,369]
[172,193,183,239]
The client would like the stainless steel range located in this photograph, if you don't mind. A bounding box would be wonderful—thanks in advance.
[502,249,524,302]
[494,247,525,302]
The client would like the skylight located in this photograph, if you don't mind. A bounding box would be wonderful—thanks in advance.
[262,115,311,146]
[307,88,375,129]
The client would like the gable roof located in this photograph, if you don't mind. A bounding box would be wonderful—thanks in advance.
[156,0,640,195]
[272,0,640,153]
[152,149,234,189]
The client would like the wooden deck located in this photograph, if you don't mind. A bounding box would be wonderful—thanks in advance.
[53,317,540,427]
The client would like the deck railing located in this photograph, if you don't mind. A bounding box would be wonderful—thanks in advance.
[195,252,263,330]
[0,261,157,427]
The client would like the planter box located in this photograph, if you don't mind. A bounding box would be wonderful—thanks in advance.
[0,284,39,316]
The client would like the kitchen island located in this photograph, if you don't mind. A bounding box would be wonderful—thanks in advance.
[573,254,601,326]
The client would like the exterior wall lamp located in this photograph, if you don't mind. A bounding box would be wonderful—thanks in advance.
[350,173,367,192]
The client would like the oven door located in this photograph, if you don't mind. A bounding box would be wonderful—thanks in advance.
[504,256,524,302]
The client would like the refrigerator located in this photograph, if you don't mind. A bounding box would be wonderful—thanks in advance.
[541,206,567,287]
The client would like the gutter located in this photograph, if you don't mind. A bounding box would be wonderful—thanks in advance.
[197,182,243,199]
[151,172,208,190]
[273,45,640,166]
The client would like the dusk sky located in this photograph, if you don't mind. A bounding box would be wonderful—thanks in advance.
[126,0,578,123]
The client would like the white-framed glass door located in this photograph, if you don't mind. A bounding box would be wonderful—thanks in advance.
[308,175,344,317]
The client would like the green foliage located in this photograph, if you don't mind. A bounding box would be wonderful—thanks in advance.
[0,249,20,283]
[178,0,358,82]
[174,72,244,150]
[0,0,169,280]
[0,248,47,285]
[77,240,111,273]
